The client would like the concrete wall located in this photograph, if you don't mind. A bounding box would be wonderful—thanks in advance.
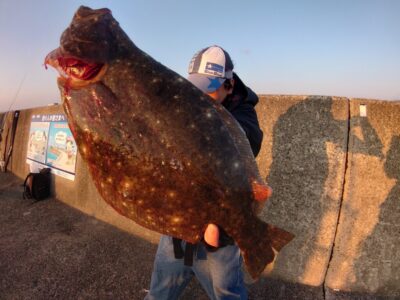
[254,95,349,299]
[325,99,400,299]
[1,96,399,299]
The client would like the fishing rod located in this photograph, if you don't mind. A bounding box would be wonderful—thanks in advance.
[4,110,20,172]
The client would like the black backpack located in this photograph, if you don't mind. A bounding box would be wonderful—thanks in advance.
[23,168,51,201]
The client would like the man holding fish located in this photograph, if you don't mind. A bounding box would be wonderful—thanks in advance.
[146,45,265,300]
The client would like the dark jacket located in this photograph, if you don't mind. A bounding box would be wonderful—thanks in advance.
[222,73,263,157]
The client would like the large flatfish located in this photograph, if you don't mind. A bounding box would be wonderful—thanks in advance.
[45,6,294,279]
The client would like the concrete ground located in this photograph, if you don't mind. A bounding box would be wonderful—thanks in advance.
[0,172,211,300]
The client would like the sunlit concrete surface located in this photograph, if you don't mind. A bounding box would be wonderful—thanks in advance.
[325,99,400,300]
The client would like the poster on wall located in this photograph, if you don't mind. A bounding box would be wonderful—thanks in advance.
[26,114,77,181]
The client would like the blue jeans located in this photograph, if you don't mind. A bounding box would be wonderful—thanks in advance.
[145,235,248,300]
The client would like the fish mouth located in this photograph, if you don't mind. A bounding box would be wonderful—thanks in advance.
[45,48,107,89]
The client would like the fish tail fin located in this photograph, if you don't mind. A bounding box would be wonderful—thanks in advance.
[236,218,294,280]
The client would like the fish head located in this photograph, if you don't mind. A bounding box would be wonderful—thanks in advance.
[44,6,127,89]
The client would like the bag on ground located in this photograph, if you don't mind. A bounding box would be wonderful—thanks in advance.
[23,168,51,201]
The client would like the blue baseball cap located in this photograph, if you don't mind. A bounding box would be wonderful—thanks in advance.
[187,46,233,93]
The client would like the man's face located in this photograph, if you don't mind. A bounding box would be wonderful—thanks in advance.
[207,79,234,104]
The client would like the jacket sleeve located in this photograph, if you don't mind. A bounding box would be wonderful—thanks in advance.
[230,103,263,157]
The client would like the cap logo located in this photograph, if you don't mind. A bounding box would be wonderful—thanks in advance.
[204,62,224,77]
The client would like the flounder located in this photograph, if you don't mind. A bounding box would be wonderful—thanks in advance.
[45,6,294,279]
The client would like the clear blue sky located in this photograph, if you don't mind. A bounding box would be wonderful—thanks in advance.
[1,0,399,112]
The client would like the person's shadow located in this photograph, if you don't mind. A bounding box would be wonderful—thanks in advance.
[262,96,382,283]
[352,135,400,295]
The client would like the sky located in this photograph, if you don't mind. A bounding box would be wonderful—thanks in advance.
[1,0,400,112]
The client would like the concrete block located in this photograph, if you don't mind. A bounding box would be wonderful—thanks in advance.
[0,112,16,171]
[255,95,349,294]
[325,99,400,299]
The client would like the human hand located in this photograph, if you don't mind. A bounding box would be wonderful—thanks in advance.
[204,223,219,247]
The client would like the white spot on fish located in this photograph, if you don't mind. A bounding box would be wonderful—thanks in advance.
[137,199,144,205]
[168,191,177,198]
[171,216,183,224]
[233,161,240,169]
[206,112,212,118]
[123,180,132,189]
[177,78,184,82]
[170,159,184,171]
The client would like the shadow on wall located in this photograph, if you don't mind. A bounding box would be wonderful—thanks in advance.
[353,135,400,295]
[325,111,395,293]
[265,96,383,284]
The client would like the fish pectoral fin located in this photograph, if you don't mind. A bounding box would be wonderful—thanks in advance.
[252,181,272,202]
